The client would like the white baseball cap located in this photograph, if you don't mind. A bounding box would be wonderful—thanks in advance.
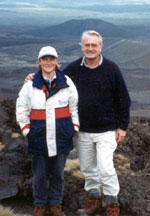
[38,46,58,59]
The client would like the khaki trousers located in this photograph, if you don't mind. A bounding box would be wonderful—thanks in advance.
[74,131,120,197]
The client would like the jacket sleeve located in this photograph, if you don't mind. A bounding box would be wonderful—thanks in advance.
[16,82,32,136]
[66,76,80,132]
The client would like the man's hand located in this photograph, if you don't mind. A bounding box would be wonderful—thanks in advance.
[24,73,35,83]
[115,129,126,143]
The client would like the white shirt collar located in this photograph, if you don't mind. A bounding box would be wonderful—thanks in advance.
[43,73,56,83]
[80,55,103,68]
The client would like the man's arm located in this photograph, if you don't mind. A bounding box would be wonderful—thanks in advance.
[112,63,131,131]
[24,73,35,83]
[115,129,126,143]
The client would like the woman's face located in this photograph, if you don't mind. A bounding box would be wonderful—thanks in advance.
[39,56,58,75]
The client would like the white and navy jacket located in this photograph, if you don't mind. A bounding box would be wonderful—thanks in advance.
[16,69,79,157]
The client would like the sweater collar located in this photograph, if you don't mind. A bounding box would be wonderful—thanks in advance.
[80,55,103,68]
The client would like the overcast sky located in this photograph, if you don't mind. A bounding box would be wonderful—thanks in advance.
[0,0,150,9]
[0,0,150,26]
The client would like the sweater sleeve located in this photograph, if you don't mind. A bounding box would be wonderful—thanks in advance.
[112,64,131,130]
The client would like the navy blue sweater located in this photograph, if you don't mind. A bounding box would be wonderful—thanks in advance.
[63,57,131,132]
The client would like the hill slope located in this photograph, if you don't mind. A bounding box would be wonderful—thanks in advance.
[31,19,132,39]
[103,39,150,69]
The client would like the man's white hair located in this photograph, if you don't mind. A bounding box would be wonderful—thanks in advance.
[81,30,103,47]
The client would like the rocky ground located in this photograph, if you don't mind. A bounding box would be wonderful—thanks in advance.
[0,99,150,216]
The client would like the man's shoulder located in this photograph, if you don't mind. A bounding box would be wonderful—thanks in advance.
[63,57,82,77]
[103,57,117,66]
[102,57,120,72]
[70,57,82,65]
[64,57,82,69]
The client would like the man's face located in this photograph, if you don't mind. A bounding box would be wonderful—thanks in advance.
[81,34,102,60]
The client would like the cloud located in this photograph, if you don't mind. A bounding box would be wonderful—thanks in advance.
[0,1,39,8]
[0,0,150,8]
[0,0,149,25]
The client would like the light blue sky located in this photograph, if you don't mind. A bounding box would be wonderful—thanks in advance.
[0,0,150,26]
[0,0,150,10]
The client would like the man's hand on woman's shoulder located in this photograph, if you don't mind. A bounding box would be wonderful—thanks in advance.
[24,73,35,83]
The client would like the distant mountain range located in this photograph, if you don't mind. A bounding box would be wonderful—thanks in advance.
[0,18,150,113]
[0,18,150,70]
[25,18,150,69]
[31,19,131,39]
[26,18,150,43]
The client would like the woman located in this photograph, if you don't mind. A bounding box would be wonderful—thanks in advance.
[16,46,79,216]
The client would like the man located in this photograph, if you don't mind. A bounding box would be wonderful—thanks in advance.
[25,31,131,216]
[63,31,131,216]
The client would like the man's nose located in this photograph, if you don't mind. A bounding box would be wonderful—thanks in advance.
[89,45,93,49]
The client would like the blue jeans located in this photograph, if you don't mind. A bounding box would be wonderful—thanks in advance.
[31,153,68,206]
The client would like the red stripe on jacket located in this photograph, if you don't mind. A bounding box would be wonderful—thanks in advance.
[21,124,30,132]
[30,106,71,120]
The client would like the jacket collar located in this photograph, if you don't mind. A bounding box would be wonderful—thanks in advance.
[32,69,68,90]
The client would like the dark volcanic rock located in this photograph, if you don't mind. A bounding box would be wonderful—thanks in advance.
[0,99,150,216]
